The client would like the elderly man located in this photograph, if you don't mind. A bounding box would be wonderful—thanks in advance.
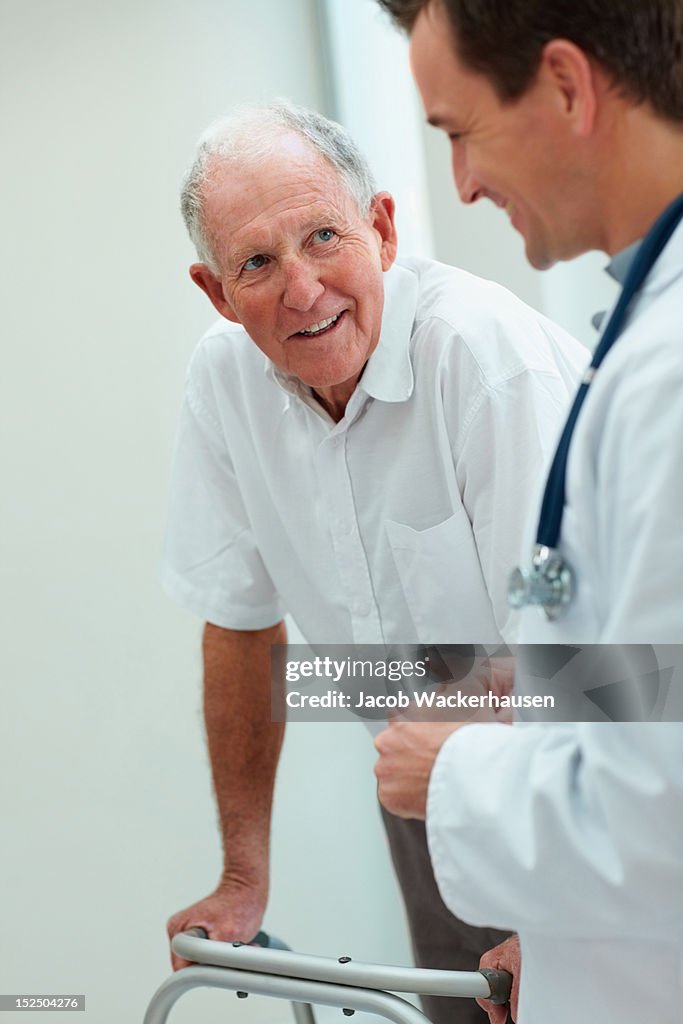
[373,2,683,1022]
[162,101,586,1024]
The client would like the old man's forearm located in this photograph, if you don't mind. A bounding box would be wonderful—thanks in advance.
[203,621,286,891]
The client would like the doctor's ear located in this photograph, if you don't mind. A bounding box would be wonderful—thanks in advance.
[540,39,598,137]
[189,263,241,323]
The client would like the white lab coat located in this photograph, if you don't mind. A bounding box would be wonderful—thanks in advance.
[427,222,683,1023]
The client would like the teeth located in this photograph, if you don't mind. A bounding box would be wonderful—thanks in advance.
[300,312,341,335]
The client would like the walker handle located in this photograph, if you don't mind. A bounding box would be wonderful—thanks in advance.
[478,967,512,1006]
[184,927,291,950]
[178,929,512,1004]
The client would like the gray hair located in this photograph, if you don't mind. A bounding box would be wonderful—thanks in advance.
[180,100,378,272]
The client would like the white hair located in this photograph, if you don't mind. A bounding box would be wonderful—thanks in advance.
[180,100,378,272]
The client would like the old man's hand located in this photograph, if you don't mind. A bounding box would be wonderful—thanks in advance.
[476,934,521,1024]
[373,720,463,818]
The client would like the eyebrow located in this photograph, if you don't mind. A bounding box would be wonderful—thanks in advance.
[228,212,342,268]
[228,245,266,269]
[227,237,278,271]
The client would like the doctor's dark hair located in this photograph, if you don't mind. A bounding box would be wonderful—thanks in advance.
[376,0,683,120]
[181,101,377,273]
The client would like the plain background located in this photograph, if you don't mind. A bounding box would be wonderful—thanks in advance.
[0,1,617,1021]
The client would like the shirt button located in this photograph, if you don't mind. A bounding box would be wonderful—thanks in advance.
[339,521,351,536]
[354,602,371,617]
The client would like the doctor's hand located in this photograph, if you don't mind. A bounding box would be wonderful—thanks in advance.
[373,719,463,819]
[476,934,521,1024]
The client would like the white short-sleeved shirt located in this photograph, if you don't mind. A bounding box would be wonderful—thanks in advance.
[162,256,587,647]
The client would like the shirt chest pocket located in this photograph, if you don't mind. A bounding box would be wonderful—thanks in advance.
[385,509,500,645]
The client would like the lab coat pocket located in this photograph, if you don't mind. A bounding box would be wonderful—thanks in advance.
[386,510,499,644]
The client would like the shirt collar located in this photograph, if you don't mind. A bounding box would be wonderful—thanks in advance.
[357,260,416,403]
[592,239,643,333]
[605,239,641,286]
[264,259,417,406]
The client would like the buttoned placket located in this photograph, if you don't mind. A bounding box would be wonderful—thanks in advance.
[306,387,385,645]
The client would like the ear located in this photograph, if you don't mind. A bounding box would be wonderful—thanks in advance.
[369,192,398,271]
[539,39,598,137]
[189,263,241,323]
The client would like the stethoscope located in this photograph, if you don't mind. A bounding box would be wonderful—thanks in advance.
[508,191,683,619]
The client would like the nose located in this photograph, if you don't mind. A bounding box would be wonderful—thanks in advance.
[281,258,325,311]
[451,145,482,205]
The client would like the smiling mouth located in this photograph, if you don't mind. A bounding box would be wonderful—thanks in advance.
[295,310,345,338]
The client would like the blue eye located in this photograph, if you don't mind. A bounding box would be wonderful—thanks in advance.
[313,228,336,243]
[244,254,268,271]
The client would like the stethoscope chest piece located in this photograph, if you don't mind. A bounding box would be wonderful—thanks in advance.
[508,544,575,620]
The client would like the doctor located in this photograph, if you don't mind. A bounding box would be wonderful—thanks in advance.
[373,1,683,1022]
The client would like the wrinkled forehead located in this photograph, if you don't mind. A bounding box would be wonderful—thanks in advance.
[201,139,362,256]
[203,133,355,220]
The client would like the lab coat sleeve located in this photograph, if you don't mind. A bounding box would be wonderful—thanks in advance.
[426,721,683,940]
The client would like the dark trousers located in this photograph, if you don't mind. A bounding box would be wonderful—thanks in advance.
[381,808,510,1024]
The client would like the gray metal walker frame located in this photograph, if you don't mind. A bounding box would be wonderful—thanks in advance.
[143,929,512,1024]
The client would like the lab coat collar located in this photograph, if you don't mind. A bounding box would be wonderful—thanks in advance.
[596,219,683,336]
[640,216,683,296]
[606,214,683,295]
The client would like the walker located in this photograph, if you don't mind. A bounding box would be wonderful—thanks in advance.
[143,929,512,1023]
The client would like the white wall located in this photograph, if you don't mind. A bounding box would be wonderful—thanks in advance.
[0,3,411,1022]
